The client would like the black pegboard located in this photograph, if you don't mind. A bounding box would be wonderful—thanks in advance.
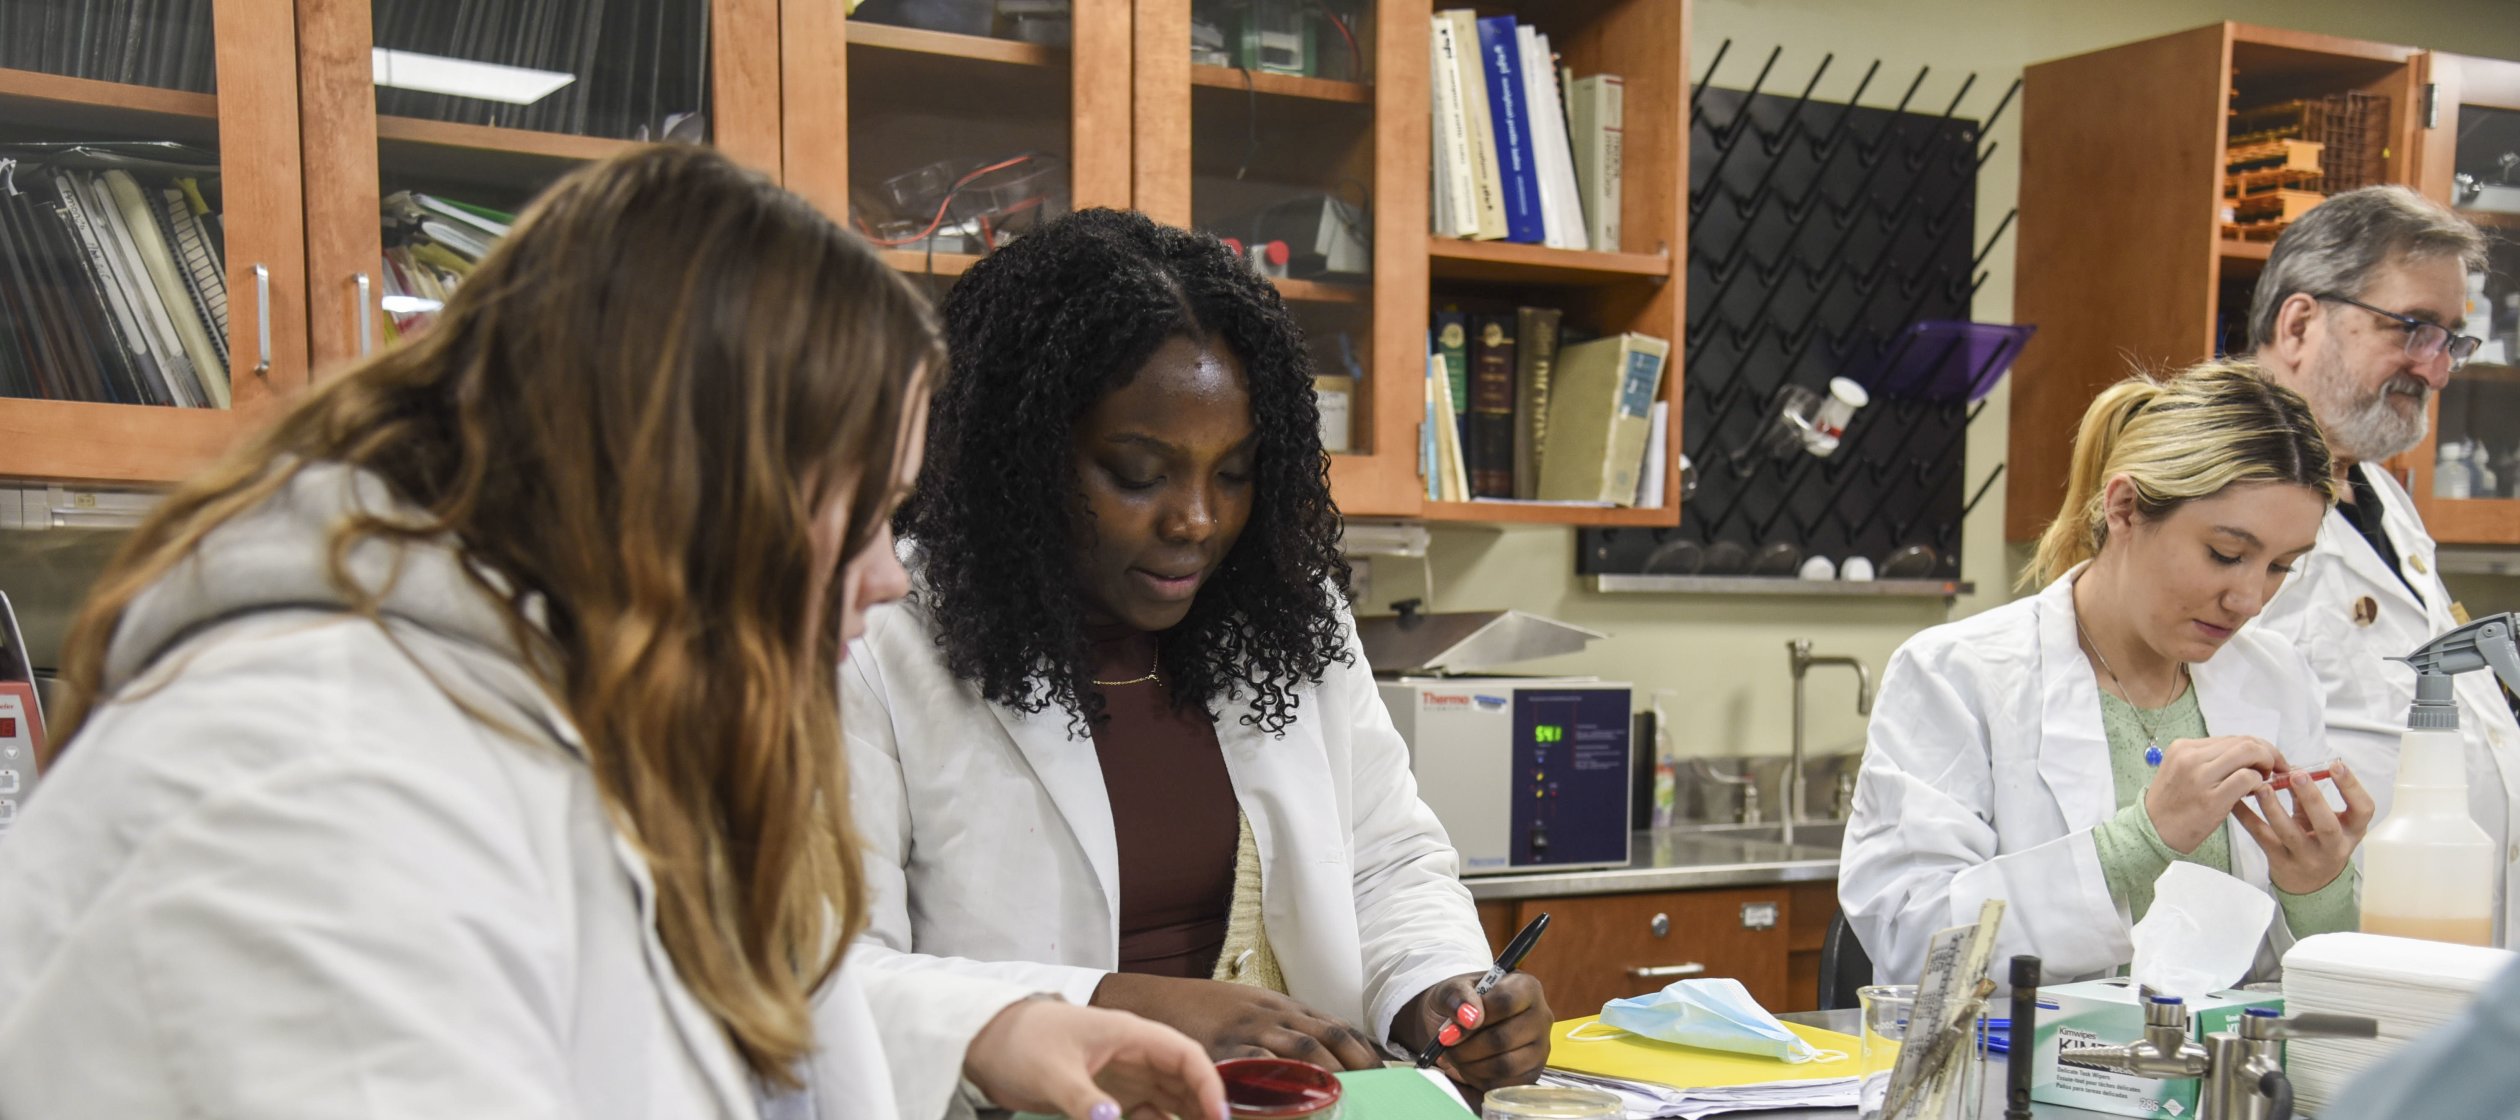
[1581,52,2015,580]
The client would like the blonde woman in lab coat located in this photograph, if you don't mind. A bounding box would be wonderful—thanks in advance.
[0,147,1224,1120]
[1840,362,2376,988]
[845,210,1552,1090]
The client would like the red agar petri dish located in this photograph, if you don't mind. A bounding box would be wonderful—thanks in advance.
[1216,1057,1345,1120]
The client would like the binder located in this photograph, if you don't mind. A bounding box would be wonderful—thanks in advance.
[105,169,227,407]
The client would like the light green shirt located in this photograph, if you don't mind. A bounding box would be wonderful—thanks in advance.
[2088,687,2358,937]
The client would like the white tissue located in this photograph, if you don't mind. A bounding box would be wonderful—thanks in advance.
[2130,862,2276,1000]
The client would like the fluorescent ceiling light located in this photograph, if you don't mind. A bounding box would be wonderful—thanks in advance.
[373,48,575,105]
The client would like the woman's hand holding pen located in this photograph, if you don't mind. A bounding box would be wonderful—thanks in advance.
[1394,973,1553,1089]
[2143,735,2287,854]
[1092,974,1384,1071]
[2236,759,2375,895]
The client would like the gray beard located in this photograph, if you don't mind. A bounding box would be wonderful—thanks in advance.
[2310,342,2430,463]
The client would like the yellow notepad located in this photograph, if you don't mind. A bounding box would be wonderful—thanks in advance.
[1546,1016,1868,1089]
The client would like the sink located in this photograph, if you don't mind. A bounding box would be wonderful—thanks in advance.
[1661,820,1846,857]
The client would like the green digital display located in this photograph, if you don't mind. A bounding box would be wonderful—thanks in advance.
[1534,724,1564,744]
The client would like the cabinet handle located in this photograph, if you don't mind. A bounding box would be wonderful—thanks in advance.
[355,272,374,356]
[253,263,272,377]
[1627,962,1707,980]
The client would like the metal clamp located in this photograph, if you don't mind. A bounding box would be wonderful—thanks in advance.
[1627,962,1708,980]
[355,272,374,356]
[253,264,272,376]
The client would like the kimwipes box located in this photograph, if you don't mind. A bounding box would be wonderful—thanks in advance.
[2029,978,2282,1118]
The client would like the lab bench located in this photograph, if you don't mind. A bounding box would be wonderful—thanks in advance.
[1469,828,1844,1016]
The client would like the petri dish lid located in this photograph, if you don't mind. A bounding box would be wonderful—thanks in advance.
[1481,1085,1623,1120]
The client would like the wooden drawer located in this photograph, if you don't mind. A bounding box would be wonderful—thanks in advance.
[1506,886,1797,1020]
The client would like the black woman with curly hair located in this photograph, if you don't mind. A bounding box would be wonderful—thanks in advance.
[842,209,1553,1090]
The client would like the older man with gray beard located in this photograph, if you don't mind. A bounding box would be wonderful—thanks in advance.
[2248,185,2520,946]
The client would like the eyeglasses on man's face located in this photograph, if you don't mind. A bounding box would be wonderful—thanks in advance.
[2313,292,2484,370]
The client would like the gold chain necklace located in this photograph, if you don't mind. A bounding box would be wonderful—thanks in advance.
[2075,615,2186,766]
[1091,656,1162,688]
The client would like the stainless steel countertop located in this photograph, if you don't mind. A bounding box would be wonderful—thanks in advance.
[1466,827,1841,902]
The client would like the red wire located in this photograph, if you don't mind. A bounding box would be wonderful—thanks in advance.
[860,154,1038,248]
[1320,6,1362,79]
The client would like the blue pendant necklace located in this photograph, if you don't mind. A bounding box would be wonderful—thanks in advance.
[2076,616,2186,767]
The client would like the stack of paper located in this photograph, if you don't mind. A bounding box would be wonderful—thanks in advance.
[1543,1017,1861,1119]
[2281,932,2516,1112]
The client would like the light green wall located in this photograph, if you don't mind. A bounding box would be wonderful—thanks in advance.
[1366,0,2520,762]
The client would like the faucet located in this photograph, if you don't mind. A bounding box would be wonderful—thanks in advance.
[2070,996,2376,1120]
[1786,639,1872,847]
[2070,994,2212,1082]
[1686,758,1761,825]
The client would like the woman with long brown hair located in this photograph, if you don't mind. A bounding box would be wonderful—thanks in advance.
[0,146,1224,1120]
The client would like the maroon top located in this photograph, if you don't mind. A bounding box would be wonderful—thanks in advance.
[1088,623,1239,979]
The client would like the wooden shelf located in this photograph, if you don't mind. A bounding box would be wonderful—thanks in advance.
[2454,361,2520,385]
[0,398,240,485]
[1190,65,1370,104]
[1428,239,1674,286]
[0,65,219,143]
[846,21,1060,67]
[2219,238,2274,260]
[1589,574,1974,598]
[376,116,643,162]
[374,117,644,200]
[2427,497,2520,545]
[879,248,985,277]
[2219,236,2273,279]
[1273,277,1369,303]
[1418,500,1678,527]
[2455,207,2520,230]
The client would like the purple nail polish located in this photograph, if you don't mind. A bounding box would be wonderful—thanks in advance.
[1090,1101,1121,1120]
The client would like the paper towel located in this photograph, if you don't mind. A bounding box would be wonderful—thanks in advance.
[2130,862,2276,1000]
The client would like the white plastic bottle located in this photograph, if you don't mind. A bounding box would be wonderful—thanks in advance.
[2356,620,2520,946]
[2358,724,2496,946]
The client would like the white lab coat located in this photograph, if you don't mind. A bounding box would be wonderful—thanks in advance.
[0,465,1025,1120]
[2253,463,2520,945]
[842,594,1494,1045]
[1839,568,2331,988]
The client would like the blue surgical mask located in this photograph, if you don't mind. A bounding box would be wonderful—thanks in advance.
[1566,978,1842,1064]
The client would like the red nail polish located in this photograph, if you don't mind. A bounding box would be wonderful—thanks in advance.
[1437,1022,1462,1047]
[1457,1003,1482,1028]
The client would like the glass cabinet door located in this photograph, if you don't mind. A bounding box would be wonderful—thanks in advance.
[297,0,780,372]
[1137,0,1413,516]
[0,0,309,482]
[2413,52,2520,545]
[829,1,1131,286]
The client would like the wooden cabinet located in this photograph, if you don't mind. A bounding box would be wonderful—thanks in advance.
[9,0,1688,531]
[1134,0,1690,524]
[2008,22,2427,542]
[0,0,312,484]
[2408,53,2520,545]
[292,0,786,378]
[1477,880,1836,1018]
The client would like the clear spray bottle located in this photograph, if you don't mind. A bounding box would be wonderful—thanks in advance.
[2359,614,2520,946]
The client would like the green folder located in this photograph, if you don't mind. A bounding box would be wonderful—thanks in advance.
[1335,1067,1479,1120]
[1012,1065,1476,1120]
